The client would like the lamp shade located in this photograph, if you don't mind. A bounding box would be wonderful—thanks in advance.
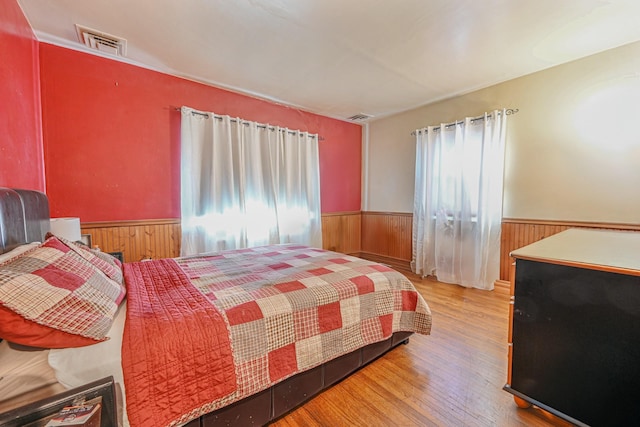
[49,217,82,242]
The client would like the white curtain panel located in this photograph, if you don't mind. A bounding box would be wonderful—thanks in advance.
[412,110,507,290]
[180,107,322,256]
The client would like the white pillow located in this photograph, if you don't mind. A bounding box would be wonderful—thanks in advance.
[0,242,39,265]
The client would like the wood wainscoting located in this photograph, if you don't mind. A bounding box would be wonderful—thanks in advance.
[499,218,640,281]
[81,212,364,263]
[360,211,413,273]
[321,211,361,255]
[81,219,181,262]
[358,214,640,282]
[81,214,637,281]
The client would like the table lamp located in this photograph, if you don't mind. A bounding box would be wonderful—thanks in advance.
[49,217,82,242]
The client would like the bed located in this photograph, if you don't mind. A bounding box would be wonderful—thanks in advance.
[0,187,432,427]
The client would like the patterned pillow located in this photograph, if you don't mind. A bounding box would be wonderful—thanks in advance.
[0,242,40,265]
[45,232,124,284]
[0,236,126,348]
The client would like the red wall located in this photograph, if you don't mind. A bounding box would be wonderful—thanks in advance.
[0,0,45,190]
[40,44,362,221]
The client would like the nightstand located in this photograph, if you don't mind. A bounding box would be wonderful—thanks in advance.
[107,251,124,263]
[0,376,117,427]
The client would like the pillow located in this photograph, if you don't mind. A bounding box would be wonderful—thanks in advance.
[0,236,126,348]
[0,242,40,265]
[0,305,99,348]
[45,233,124,285]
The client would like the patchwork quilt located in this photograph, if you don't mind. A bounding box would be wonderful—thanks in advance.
[122,244,432,427]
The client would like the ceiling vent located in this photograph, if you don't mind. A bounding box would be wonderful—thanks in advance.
[75,25,127,57]
[346,113,373,122]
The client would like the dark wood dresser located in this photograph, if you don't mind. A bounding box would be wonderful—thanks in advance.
[504,228,640,427]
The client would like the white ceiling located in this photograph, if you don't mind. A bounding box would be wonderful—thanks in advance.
[17,0,640,122]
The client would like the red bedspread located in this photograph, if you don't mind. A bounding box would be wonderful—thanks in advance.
[122,259,236,427]
[122,245,432,427]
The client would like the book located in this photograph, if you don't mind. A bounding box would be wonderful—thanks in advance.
[44,403,101,427]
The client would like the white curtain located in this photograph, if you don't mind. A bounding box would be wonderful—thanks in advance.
[411,110,507,290]
[180,106,322,256]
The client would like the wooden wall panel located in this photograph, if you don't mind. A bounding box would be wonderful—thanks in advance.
[500,219,640,280]
[81,219,181,262]
[321,212,361,255]
[360,212,412,271]
[82,214,637,284]
[81,213,363,263]
[356,214,640,282]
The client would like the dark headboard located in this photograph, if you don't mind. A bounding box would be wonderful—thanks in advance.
[0,188,50,254]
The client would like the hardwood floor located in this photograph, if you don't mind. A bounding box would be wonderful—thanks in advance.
[271,277,573,427]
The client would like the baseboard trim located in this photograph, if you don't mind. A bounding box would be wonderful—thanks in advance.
[494,279,510,290]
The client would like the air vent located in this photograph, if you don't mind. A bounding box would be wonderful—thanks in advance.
[346,113,373,122]
[75,25,127,56]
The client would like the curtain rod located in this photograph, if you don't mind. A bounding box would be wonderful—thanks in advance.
[411,108,519,136]
[176,107,324,141]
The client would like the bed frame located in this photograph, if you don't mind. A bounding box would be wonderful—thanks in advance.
[0,187,411,426]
